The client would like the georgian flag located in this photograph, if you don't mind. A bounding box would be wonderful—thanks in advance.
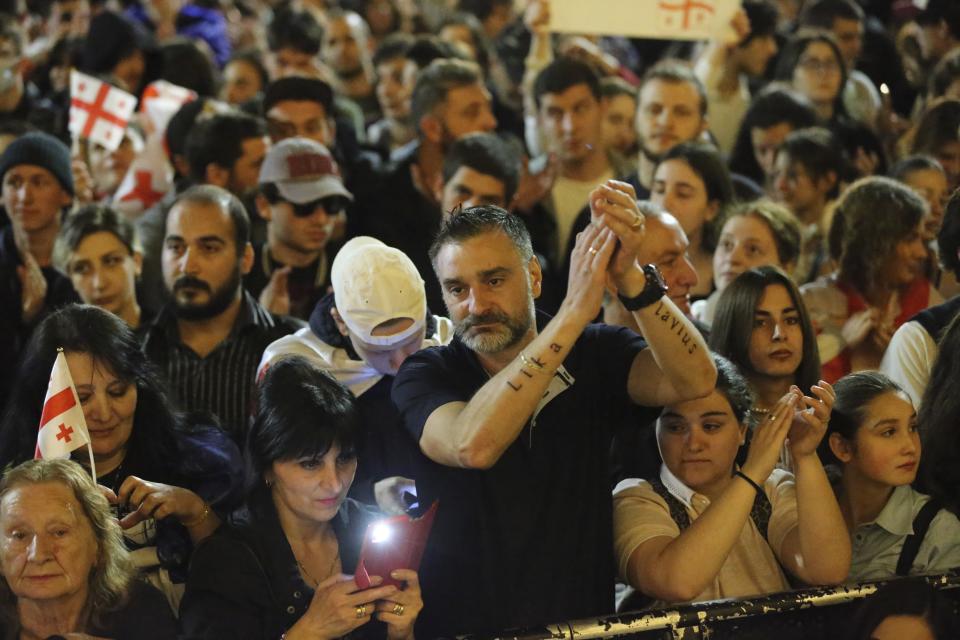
[35,352,91,460]
[112,80,196,218]
[69,70,136,152]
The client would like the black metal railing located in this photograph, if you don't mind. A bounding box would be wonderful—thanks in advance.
[458,571,960,640]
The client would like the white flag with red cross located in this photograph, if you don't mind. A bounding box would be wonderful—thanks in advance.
[112,134,171,218]
[69,70,137,152]
[35,351,92,461]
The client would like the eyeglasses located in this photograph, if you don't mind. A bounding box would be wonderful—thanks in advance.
[798,57,841,75]
[289,196,348,217]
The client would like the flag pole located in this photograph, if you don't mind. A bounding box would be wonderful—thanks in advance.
[86,441,97,483]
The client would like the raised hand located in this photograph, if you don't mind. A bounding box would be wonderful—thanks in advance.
[741,391,798,486]
[787,381,835,459]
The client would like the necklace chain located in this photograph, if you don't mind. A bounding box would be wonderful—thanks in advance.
[294,542,339,588]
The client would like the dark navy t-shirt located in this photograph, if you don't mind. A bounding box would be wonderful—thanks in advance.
[392,318,658,636]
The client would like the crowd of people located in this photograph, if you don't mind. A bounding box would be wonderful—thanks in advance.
[1,0,960,637]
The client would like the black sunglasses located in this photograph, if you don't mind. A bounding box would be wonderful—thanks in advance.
[290,196,348,218]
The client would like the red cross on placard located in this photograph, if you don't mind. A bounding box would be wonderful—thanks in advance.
[55,423,74,443]
[119,170,164,206]
[71,83,129,139]
[658,0,715,29]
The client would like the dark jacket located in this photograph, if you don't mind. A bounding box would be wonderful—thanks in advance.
[180,487,386,639]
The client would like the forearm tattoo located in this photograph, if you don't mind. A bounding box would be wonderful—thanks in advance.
[654,301,700,355]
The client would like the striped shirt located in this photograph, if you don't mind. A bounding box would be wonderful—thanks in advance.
[141,291,302,443]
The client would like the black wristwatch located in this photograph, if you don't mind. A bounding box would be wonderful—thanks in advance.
[618,264,667,311]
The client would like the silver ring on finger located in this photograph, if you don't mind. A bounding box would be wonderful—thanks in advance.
[588,246,599,255]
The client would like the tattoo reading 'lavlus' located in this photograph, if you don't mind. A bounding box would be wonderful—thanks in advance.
[654,301,700,355]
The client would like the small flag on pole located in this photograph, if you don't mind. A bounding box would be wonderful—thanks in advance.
[35,351,92,464]
[69,70,136,152]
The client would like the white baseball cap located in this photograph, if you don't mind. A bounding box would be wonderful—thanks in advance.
[331,237,426,346]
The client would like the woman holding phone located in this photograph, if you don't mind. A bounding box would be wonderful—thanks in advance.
[180,356,424,639]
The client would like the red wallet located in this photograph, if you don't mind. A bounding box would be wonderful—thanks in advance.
[354,501,438,590]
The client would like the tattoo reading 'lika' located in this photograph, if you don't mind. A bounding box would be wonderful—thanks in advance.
[654,301,700,355]
[549,343,562,353]
[507,380,523,391]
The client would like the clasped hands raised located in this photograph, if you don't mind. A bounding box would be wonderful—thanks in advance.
[564,180,647,322]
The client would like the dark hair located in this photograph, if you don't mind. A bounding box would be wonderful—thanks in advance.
[160,37,217,98]
[911,99,960,157]
[262,76,334,114]
[828,371,904,444]
[226,49,270,94]
[439,11,491,72]
[532,56,601,109]
[799,0,864,29]
[267,7,324,55]
[846,580,958,640]
[0,305,178,472]
[640,58,707,118]
[916,0,960,42]
[774,30,848,121]
[171,184,251,255]
[831,177,926,295]
[410,58,483,134]
[429,204,533,268]
[372,32,414,68]
[246,356,358,492]
[777,126,845,198]
[938,188,960,278]
[406,35,467,70]
[918,313,960,513]
[709,266,820,394]
[729,86,819,183]
[741,0,779,44]
[929,48,960,98]
[707,354,755,427]
[442,133,520,205]
[457,0,511,22]
[53,205,139,273]
[184,111,267,185]
[718,200,803,269]
[657,142,736,251]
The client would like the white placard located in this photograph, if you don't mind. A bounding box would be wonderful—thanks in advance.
[550,0,741,41]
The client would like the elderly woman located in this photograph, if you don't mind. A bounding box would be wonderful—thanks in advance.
[0,304,243,609]
[0,458,176,638]
[802,177,942,382]
[180,356,424,639]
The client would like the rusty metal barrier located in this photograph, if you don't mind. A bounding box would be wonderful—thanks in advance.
[458,571,960,640]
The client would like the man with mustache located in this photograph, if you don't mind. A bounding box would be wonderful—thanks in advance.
[391,183,716,636]
[142,185,301,444]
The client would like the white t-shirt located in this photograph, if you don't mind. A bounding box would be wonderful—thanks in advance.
[551,170,613,259]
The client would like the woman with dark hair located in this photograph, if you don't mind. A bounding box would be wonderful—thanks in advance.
[709,265,821,417]
[918,314,960,516]
[651,142,737,299]
[0,304,243,609]
[613,355,847,605]
[802,177,941,382]
[220,48,270,106]
[909,98,960,192]
[729,86,819,187]
[53,205,150,330]
[846,580,958,640]
[180,356,424,639]
[774,30,848,125]
[692,201,802,326]
[826,371,960,581]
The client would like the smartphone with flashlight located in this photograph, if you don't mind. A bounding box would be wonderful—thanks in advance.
[354,500,438,590]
